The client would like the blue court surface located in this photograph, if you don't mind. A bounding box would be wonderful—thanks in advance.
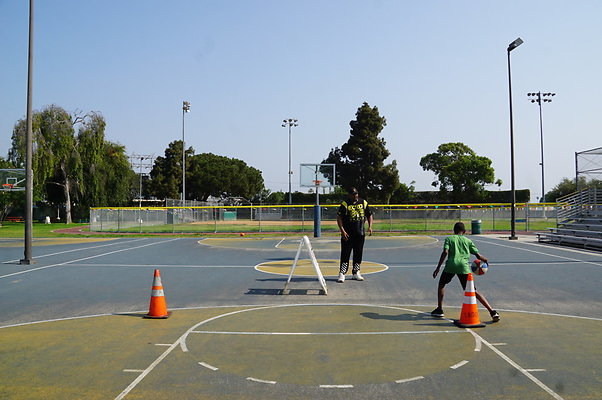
[1,234,601,399]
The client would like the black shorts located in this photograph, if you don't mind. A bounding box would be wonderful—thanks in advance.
[438,271,472,290]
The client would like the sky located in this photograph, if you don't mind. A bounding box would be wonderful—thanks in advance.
[1,0,601,201]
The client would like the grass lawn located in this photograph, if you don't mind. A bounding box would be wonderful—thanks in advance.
[0,222,89,238]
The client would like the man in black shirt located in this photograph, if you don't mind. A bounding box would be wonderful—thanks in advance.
[336,187,373,283]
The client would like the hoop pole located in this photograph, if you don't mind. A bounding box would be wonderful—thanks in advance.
[314,181,321,237]
[21,0,34,265]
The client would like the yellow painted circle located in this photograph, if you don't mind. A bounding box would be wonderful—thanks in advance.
[255,259,387,277]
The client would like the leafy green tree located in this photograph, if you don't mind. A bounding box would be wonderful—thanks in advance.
[148,142,264,201]
[76,113,135,211]
[419,142,500,202]
[187,153,264,201]
[76,113,105,208]
[545,177,602,201]
[389,181,416,203]
[9,105,82,223]
[9,107,135,222]
[265,190,286,204]
[323,102,400,203]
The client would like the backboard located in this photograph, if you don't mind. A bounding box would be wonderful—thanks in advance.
[299,164,335,188]
[0,169,25,191]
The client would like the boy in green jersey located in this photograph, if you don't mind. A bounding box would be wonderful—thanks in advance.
[431,222,500,322]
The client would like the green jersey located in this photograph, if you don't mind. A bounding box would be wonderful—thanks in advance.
[443,234,478,274]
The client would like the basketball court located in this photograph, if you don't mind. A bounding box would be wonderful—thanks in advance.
[1,234,601,399]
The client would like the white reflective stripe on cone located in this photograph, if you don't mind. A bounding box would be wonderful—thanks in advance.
[151,289,165,297]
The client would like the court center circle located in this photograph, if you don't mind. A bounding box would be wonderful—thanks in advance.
[255,259,388,277]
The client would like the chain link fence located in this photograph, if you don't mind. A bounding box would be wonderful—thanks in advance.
[89,203,557,234]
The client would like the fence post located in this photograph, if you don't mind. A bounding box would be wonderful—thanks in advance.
[258,206,262,233]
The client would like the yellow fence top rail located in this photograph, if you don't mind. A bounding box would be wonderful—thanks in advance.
[90,202,557,211]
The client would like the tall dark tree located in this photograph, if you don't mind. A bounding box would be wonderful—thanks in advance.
[323,102,400,202]
[147,140,194,200]
[419,142,500,202]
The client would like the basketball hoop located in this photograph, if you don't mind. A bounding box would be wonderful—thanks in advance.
[2,183,14,189]
[313,180,322,187]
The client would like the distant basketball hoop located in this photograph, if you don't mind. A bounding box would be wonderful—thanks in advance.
[312,180,322,187]
[0,169,25,191]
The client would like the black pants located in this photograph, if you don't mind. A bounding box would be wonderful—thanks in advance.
[339,235,366,274]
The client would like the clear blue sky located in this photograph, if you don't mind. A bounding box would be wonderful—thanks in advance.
[2,1,601,201]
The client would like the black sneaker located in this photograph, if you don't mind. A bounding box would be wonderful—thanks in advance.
[431,308,444,318]
[490,310,500,322]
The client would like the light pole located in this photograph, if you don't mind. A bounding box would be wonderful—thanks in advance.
[182,101,190,205]
[507,37,523,240]
[527,92,555,203]
[282,118,298,205]
[21,0,34,265]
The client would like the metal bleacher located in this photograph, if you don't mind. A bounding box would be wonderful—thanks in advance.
[537,188,602,250]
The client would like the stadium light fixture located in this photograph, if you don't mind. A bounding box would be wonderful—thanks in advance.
[182,101,190,205]
[282,118,299,205]
[527,91,556,203]
[507,37,523,240]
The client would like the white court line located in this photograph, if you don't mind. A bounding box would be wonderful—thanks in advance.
[0,238,181,280]
[386,260,600,268]
[274,238,286,248]
[198,362,218,371]
[247,377,276,385]
[450,360,469,369]
[3,303,601,330]
[63,264,252,268]
[191,330,466,336]
[526,369,547,372]
[115,339,183,400]
[468,329,565,400]
[1,238,148,265]
[320,384,353,389]
[473,237,602,268]
[395,376,424,384]
[123,369,144,373]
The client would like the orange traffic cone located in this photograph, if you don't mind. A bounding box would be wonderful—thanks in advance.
[454,273,485,328]
[144,269,171,319]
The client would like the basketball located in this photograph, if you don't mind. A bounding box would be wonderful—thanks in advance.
[240,233,245,237]
[470,259,488,275]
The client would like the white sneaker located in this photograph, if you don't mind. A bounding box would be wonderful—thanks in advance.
[337,273,345,283]
[353,272,364,281]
